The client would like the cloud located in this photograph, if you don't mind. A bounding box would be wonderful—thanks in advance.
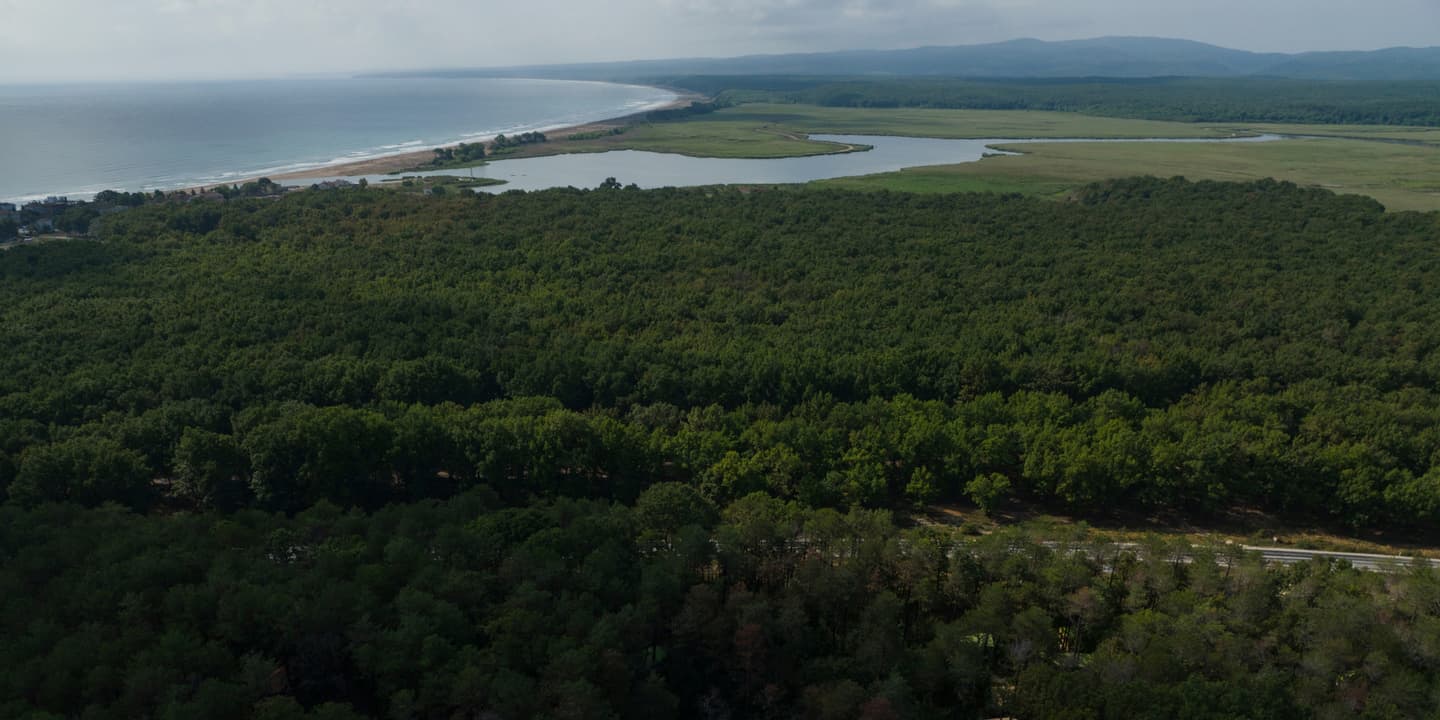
[0,0,1436,82]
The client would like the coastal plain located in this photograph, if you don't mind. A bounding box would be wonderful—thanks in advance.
[210,91,1440,212]
[821,137,1440,212]
[485,102,1440,211]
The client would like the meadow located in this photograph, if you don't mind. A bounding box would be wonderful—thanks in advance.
[513,103,1440,210]
[822,136,1440,212]
[508,103,1236,159]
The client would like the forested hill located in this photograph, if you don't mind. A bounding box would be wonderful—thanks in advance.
[2,180,1440,530]
[372,36,1440,81]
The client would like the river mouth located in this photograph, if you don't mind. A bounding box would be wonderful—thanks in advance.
[302,133,1285,192]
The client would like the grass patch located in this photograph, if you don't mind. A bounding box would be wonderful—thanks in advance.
[499,103,1237,161]
[436,102,1440,211]
[378,175,507,193]
[505,119,864,159]
[1211,122,1440,146]
[703,103,1239,139]
[818,168,1074,197]
[820,137,1440,211]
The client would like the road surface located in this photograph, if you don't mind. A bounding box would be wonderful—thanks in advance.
[1243,545,1440,571]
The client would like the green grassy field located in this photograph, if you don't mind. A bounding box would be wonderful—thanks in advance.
[377,175,506,194]
[699,103,1238,139]
[457,102,1440,211]
[1210,122,1440,146]
[498,103,1239,160]
[560,120,866,158]
[818,137,1440,212]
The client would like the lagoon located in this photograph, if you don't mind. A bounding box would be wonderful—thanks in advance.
[315,133,1284,192]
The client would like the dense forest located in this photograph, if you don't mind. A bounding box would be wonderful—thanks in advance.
[4,181,1440,528]
[6,490,1440,719]
[661,76,1440,126]
[5,179,1440,717]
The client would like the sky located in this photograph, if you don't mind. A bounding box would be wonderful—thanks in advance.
[1,0,1438,83]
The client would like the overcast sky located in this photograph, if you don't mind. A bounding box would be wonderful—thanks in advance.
[2,0,1437,83]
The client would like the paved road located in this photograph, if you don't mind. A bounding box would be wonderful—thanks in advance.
[1243,545,1440,572]
[1043,541,1440,573]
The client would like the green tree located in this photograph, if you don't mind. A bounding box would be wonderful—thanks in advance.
[966,473,1011,515]
[10,436,152,509]
[905,466,940,508]
[173,428,251,511]
[635,482,717,551]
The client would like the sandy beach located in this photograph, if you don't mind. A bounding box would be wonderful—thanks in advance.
[208,91,705,188]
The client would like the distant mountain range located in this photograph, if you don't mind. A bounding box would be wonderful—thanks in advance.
[372,37,1440,82]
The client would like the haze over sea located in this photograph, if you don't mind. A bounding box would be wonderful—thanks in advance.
[0,78,675,204]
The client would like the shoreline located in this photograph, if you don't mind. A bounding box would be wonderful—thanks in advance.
[197,90,704,190]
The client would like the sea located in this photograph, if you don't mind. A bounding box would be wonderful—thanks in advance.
[0,77,676,204]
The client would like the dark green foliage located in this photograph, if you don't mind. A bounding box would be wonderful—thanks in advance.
[9,436,152,508]
[644,100,724,122]
[490,131,547,152]
[173,427,252,511]
[94,189,152,207]
[3,495,1438,719]
[54,204,101,234]
[568,126,629,141]
[3,179,1440,527]
[214,177,286,200]
[430,141,486,166]
[5,179,1440,718]
[669,75,1440,125]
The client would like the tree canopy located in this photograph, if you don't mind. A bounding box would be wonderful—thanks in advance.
[5,177,1440,717]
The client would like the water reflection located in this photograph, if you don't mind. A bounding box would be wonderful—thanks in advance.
[312,133,1283,192]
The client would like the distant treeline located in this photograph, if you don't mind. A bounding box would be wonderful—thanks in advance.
[4,180,1440,530]
[659,75,1440,126]
[644,100,724,123]
[490,131,548,151]
[430,141,486,166]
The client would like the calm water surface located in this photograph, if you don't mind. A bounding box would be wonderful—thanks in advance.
[312,133,1282,192]
[0,78,675,203]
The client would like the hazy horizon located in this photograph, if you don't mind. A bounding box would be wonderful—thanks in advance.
[2,0,1438,84]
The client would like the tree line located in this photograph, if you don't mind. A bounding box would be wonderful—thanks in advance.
[490,132,548,152]
[659,75,1440,126]
[10,384,1440,532]
[431,142,488,167]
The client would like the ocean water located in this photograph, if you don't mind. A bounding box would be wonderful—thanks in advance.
[0,77,675,203]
